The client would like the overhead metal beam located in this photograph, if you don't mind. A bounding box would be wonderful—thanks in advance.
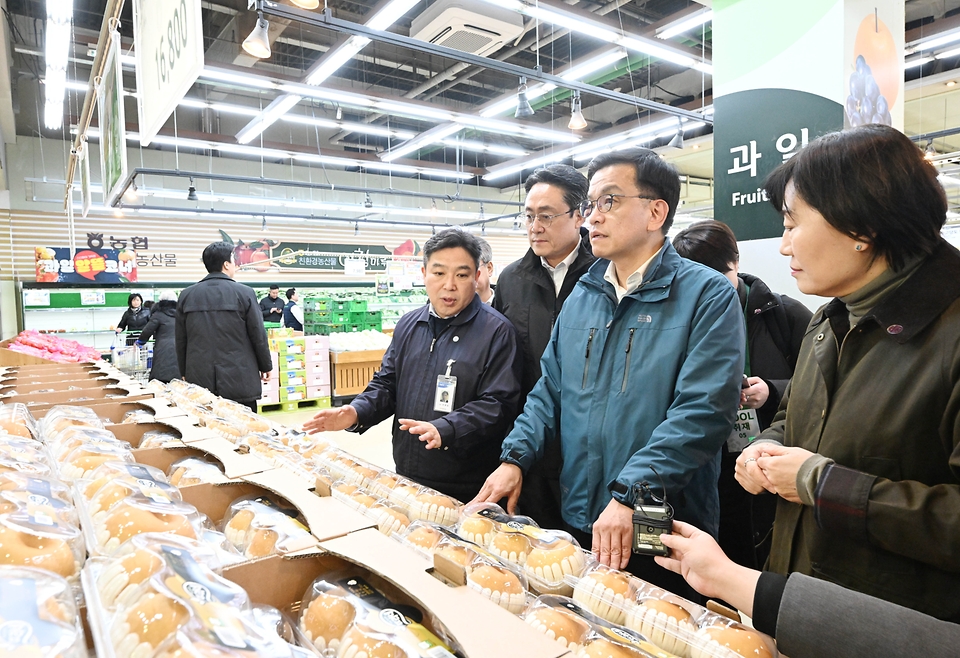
[257,3,712,124]
[109,167,525,208]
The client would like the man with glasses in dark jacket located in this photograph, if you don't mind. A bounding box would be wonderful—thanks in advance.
[492,164,595,529]
[305,229,522,502]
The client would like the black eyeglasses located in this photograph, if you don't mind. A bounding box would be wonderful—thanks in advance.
[579,193,657,217]
[517,207,576,228]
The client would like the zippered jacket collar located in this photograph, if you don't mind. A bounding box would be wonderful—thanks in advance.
[580,238,679,302]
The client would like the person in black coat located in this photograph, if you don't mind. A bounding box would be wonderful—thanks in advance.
[492,164,595,529]
[259,284,285,321]
[673,220,812,570]
[137,291,178,383]
[176,242,273,411]
[117,293,150,346]
[304,230,522,502]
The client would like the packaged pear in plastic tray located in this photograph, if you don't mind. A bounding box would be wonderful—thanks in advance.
[221,493,315,559]
[328,478,411,539]
[456,502,588,596]
[165,379,216,406]
[0,565,87,657]
[0,509,85,581]
[0,434,52,472]
[403,523,532,615]
[0,401,38,439]
[38,404,104,437]
[169,455,231,487]
[0,473,79,527]
[77,486,207,556]
[58,441,136,482]
[566,562,779,658]
[46,426,125,462]
[296,569,461,657]
[523,594,685,657]
[82,533,313,658]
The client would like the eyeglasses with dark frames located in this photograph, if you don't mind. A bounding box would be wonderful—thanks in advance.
[578,193,657,216]
[517,207,576,228]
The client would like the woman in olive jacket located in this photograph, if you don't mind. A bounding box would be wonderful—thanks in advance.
[738,124,960,623]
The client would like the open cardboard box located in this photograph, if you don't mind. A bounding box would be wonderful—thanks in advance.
[0,377,121,396]
[133,435,273,480]
[223,528,568,658]
[105,416,209,447]
[17,386,153,410]
[0,361,106,374]
[27,396,182,422]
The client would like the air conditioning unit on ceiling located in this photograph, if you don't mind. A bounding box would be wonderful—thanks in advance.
[410,0,525,57]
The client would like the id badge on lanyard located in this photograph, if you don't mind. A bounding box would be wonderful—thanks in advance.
[434,359,456,413]
[727,407,761,452]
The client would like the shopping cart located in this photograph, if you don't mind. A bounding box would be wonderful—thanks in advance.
[112,343,151,384]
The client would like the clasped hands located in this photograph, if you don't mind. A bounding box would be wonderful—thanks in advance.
[735,442,815,504]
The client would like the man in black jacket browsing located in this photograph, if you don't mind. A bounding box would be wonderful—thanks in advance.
[305,229,522,501]
[176,242,273,412]
[492,164,596,528]
[260,284,285,321]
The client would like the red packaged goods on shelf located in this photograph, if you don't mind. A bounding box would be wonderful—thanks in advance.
[4,330,102,363]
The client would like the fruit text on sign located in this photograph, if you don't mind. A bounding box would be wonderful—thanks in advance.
[727,128,810,208]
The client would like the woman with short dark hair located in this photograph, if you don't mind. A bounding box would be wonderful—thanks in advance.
[673,220,811,571]
[737,124,960,622]
[117,292,150,346]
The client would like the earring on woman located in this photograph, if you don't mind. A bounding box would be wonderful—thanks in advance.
[855,244,863,251]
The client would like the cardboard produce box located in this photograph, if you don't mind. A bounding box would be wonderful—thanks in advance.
[15,385,153,411]
[222,528,568,658]
[29,396,184,422]
[0,377,120,396]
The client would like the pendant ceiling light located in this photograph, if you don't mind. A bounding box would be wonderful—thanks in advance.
[568,91,587,130]
[242,12,271,59]
[515,77,535,118]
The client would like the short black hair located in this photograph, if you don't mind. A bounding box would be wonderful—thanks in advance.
[672,220,740,274]
[524,164,589,213]
[764,124,947,272]
[269,284,279,291]
[127,293,142,307]
[286,288,296,300]
[422,228,482,270]
[587,148,681,233]
[202,241,234,274]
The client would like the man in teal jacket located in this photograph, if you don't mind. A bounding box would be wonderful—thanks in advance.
[474,148,744,596]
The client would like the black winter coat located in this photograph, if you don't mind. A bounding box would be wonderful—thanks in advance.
[739,273,813,429]
[118,306,150,346]
[176,273,273,403]
[492,228,596,401]
[137,300,178,383]
[350,295,522,501]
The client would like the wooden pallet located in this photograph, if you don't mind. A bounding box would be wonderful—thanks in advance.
[258,396,332,414]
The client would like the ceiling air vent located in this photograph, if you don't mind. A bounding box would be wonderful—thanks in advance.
[410,0,525,57]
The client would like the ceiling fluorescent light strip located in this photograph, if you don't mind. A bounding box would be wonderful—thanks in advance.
[484,113,707,181]
[43,0,73,130]
[912,29,960,53]
[477,0,710,72]
[280,114,417,140]
[237,94,303,143]
[656,9,713,40]
[79,127,474,181]
[905,56,933,68]
[245,0,418,141]
[381,124,462,162]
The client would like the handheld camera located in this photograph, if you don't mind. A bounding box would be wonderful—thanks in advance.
[631,476,674,557]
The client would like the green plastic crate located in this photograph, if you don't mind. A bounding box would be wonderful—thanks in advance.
[304,298,331,312]
[345,299,368,312]
[305,323,346,336]
[305,310,332,323]
[363,320,383,332]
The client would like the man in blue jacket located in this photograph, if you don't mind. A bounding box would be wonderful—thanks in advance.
[473,148,744,596]
[305,229,522,502]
